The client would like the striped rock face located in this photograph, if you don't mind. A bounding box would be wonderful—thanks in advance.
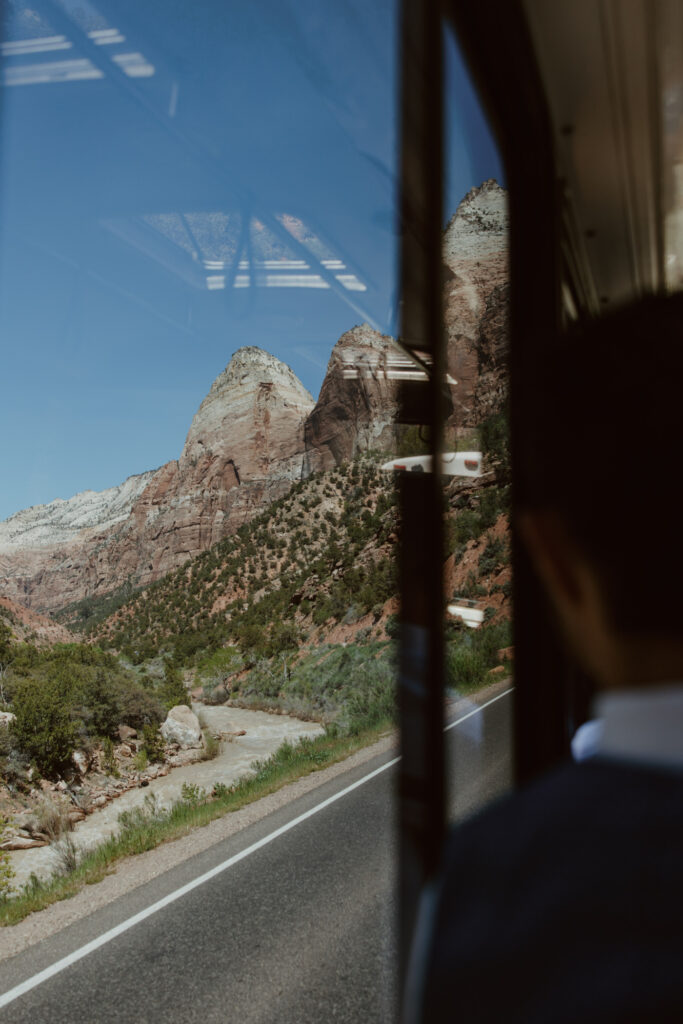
[442,179,509,429]
[303,324,400,476]
[0,347,314,614]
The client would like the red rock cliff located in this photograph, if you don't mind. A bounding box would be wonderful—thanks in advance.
[0,348,314,613]
[303,324,400,475]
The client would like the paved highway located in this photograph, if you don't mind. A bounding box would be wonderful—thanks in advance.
[0,688,512,1023]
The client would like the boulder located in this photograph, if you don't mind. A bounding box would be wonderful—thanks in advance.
[118,725,137,742]
[160,705,202,748]
[0,711,15,728]
[72,750,88,774]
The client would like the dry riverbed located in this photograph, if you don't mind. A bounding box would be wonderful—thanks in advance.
[7,704,323,890]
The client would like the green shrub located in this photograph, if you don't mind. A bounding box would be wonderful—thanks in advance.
[101,736,118,775]
[478,537,507,577]
[0,817,15,899]
[480,411,510,485]
[446,645,487,691]
[385,615,400,639]
[116,686,164,731]
[133,749,148,772]
[180,783,206,807]
[446,619,513,693]
[345,661,395,733]
[478,486,509,529]
[74,670,120,739]
[11,678,76,778]
[452,509,481,548]
[200,730,221,761]
[141,724,166,764]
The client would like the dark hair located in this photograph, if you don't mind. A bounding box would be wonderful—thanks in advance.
[521,292,683,636]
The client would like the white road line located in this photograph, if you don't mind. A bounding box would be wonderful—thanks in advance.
[444,686,514,731]
[0,688,514,1009]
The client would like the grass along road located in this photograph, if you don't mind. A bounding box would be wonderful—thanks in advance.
[0,677,511,931]
[0,715,393,928]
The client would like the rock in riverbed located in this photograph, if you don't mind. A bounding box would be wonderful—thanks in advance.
[160,705,202,748]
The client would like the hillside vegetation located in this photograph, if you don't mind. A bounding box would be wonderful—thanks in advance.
[80,444,512,724]
[90,453,397,665]
[0,432,512,791]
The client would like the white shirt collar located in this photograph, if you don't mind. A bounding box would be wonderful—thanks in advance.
[592,682,683,770]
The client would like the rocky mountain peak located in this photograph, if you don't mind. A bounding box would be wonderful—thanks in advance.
[335,323,390,351]
[303,323,399,475]
[206,346,313,401]
[443,179,508,265]
[182,347,314,469]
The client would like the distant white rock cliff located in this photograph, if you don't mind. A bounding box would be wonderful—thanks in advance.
[0,471,157,551]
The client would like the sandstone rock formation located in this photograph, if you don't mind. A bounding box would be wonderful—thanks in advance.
[96,346,315,595]
[442,178,509,428]
[0,348,314,613]
[303,324,400,475]
[0,474,155,617]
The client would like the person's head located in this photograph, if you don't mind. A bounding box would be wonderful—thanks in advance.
[519,292,683,689]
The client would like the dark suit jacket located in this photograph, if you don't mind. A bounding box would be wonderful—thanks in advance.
[423,759,683,1022]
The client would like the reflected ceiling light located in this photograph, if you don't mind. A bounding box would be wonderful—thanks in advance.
[261,259,310,269]
[263,273,328,288]
[1,35,72,55]
[342,354,456,384]
[112,52,155,78]
[88,28,125,45]
[334,274,366,291]
[274,213,368,292]
[114,208,366,294]
[4,57,103,85]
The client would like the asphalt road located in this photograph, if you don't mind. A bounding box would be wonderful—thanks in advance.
[0,688,512,1023]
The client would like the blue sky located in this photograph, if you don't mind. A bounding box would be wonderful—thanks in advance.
[0,0,503,521]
